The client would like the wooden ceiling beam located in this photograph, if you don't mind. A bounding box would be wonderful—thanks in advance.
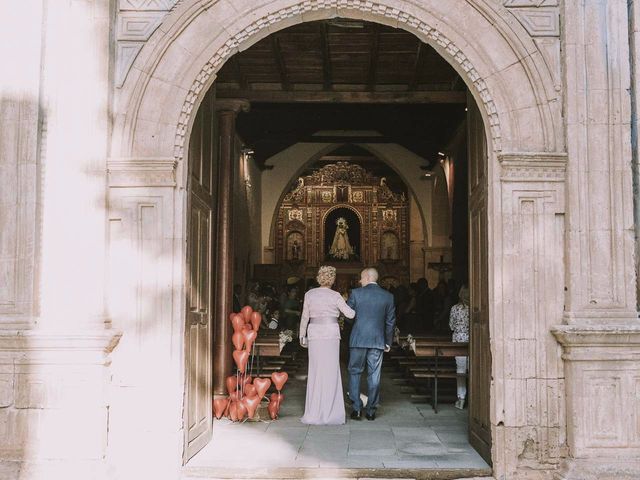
[368,24,380,91]
[410,42,425,91]
[216,89,467,104]
[271,35,290,90]
[230,56,249,90]
[319,22,332,90]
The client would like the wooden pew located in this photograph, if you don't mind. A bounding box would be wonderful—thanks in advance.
[411,339,468,413]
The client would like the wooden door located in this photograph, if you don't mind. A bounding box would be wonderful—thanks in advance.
[467,95,492,464]
[184,92,217,462]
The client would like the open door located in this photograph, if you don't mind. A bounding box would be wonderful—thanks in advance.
[467,95,492,464]
[184,94,216,462]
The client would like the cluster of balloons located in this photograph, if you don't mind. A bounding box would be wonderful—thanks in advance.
[212,305,289,422]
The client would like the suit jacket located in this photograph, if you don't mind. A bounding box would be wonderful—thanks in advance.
[347,283,396,349]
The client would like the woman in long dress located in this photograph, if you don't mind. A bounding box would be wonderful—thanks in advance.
[299,266,355,424]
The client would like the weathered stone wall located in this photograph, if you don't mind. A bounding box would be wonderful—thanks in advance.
[0,1,638,479]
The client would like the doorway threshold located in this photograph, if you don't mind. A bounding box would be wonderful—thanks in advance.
[182,466,493,479]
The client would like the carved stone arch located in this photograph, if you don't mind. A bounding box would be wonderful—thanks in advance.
[112,0,561,164]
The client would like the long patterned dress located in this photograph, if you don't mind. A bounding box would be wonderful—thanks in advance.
[299,287,355,425]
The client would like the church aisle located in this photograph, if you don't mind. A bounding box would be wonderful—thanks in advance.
[184,354,490,479]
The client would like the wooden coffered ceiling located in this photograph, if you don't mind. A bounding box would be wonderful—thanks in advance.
[216,19,469,166]
[217,19,465,103]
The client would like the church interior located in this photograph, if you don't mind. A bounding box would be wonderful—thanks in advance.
[184,18,490,474]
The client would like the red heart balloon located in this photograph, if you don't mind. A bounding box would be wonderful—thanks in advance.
[241,305,253,322]
[213,397,229,419]
[242,395,261,419]
[271,371,288,391]
[229,312,237,322]
[236,399,247,421]
[233,350,249,373]
[232,331,244,350]
[243,329,257,351]
[253,378,271,399]
[228,390,241,402]
[244,384,257,397]
[270,392,284,407]
[241,323,252,333]
[267,399,279,420]
[250,311,262,331]
[226,375,237,395]
[243,375,252,385]
[229,401,238,422]
[231,314,245,333]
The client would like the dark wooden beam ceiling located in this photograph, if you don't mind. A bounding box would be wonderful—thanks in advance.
[216,89,466,104]
[271,35,290,90]
[320,22,332,90]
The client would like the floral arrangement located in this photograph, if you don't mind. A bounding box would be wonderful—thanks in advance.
[279,329,293,351]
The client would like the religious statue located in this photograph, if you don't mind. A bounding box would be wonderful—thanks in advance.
[329,217,355,260]
[291,240,300,261]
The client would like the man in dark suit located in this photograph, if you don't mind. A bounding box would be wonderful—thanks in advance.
[346,268,396,420]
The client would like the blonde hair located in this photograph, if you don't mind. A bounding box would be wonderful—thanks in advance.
[316,266,336,287]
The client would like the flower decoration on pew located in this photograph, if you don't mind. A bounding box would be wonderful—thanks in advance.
[212,305,289,422]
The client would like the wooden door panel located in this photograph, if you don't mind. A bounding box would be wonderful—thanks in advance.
[467,96,492,464]
[184,92,216,463]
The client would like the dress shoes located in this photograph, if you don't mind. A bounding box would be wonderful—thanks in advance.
[365,411,376,421]
[350,410,362,420]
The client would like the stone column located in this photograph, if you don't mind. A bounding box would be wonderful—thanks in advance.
[0,1,120,479]
[553,1,640,478]
[213,100,249,396]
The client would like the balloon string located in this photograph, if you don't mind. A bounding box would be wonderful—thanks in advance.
[249,342,255,377]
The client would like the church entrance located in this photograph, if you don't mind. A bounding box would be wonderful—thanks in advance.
[181,18,492,477]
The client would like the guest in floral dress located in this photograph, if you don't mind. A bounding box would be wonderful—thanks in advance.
[449,285,470,409]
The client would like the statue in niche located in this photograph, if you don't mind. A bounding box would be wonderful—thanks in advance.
[381,232,399,261]
[287,232,304,261]
[329,217,355,260]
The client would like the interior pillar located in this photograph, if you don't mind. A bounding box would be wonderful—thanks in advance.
[213,99,250,395]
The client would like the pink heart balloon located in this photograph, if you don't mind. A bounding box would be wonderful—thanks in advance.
[229,401,238,422]
[253,378,271,399]
[236,400,247,421]
[267,399,279,420]
[271,371,288,391]
[213,397,229,419]
[270,392,284,407]
[244,384,257,397]
[243,329,257,351]
[231,314,245,333]
[226,376,237,395]
[233,350,249,373]
[250,311,262,331]
[242,395,261,419]
[241,305,253,322]
[232,331,244,350]
[243,375,253,386]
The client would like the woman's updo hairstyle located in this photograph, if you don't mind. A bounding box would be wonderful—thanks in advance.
[316,266,337,287]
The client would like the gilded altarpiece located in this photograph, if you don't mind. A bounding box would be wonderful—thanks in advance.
[275,162,409,281]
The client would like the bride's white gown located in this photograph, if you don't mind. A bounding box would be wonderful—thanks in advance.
[299,287,355,425]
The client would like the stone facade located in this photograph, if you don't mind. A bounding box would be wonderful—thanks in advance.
[0,1,639,479]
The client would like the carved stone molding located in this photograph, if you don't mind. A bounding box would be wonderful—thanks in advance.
[509,8,560,37]
[115,1,178,86]
[498,152,567,182]
[0,330,122,357]
[552,325,640,465]
[504,0,558,8]
[107,157,178,187]
[172,1,503,159]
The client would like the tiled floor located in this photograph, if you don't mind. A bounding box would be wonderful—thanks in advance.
[186,358,490,476]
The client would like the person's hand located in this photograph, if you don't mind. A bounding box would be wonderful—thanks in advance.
[299,337,308,348]
[384,344,391,353]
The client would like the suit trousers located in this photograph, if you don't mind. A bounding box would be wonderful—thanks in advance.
[348,347,383,414]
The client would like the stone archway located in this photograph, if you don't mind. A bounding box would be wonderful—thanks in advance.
[108,1,567,479]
